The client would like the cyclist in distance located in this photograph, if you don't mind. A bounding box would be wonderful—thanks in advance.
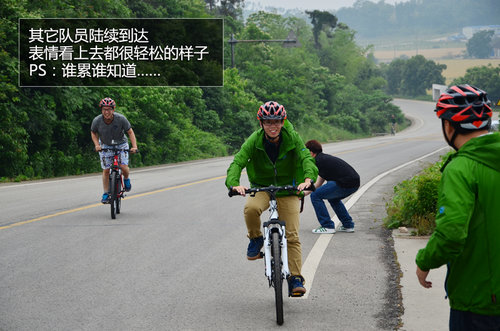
[415,85,500,330]
[91,97,138,203]
[226,101,318,296]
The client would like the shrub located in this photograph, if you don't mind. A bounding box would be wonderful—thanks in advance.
[384,154,449,235]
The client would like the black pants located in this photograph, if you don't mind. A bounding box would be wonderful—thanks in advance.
[450,309,500,331]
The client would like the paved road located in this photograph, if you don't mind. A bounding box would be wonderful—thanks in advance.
[0,99,447,330]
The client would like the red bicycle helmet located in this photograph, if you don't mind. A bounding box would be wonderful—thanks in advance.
[257,101,287,121]
[435,85,492,130]
[99,97,116,109]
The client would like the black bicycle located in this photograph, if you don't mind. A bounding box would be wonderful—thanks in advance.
[229,185,314,325]
[101,147,129,219]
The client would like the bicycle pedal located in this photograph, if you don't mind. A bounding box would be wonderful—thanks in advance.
[259,252,265,258]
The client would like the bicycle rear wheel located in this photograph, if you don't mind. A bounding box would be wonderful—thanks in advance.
[271,231,284,325]
[110,173,117,219]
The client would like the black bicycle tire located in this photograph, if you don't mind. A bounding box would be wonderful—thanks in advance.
[115,195,121,214]
[110,173,116,219]
[115,174,121,214]
[272,231,284,325]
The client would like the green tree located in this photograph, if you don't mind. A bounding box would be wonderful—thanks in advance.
[0,0,31,177]
[354,53,387,92]
[0,0,409,180]
[204,0,243,19]
[235,9,401,138]
[466,30,495,59]
[381,58,405,95]
[451,64,500,106]
[306,10,337,49]
[246,11,289,38]
[110,86,228,165]
[0,0,227,179]
[318,27,367,85]
[202,69,259,151]
[383,55,446,97]
[401,55,446,96]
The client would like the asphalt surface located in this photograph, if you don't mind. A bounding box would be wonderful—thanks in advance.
[342,149,451,331]
[0,99,457,330]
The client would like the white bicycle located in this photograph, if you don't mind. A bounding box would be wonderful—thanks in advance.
[229,185,313,325]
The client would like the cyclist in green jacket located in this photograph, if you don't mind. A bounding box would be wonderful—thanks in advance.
[415,85,500,330]
[226,101,318,297]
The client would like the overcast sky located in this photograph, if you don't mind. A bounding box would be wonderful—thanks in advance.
[246,0,409,11]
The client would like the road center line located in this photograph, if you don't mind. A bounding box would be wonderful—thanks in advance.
[0,175,227,230]
[3,148,449,297]
[299,146,449,299]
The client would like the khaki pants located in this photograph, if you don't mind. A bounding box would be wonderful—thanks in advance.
[244,192,303,278]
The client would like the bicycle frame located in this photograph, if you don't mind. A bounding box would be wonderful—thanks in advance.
[101,147,129,219]
[110,153,123,193]
[229,184,313,325]
[104,148,126,198]
[263,199,290,285]
[228,185,299,286]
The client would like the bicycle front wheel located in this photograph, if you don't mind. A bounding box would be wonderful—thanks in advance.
[271,231,284,325]
[110,173,117,219]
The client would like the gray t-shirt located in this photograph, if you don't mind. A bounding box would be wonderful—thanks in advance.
[91,112,131,145]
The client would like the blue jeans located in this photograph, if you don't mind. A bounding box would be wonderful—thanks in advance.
[310,181,358,229]
[450,309,500,331]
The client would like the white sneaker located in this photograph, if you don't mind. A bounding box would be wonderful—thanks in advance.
[337,225,355,233]
[312,226,336,234]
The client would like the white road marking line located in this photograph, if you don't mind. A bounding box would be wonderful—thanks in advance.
[299,146,449,299]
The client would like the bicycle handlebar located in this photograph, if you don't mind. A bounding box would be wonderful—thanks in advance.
[100,148,129,152]
[228,184,315,197]
[98,148,139,153]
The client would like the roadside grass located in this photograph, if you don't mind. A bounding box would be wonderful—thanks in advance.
[384,153,451,235]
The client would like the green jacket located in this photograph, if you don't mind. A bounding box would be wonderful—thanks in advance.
[225,122,318,194]
[416,132,500,315]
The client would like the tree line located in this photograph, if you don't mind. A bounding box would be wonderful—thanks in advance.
[1,0,457,181]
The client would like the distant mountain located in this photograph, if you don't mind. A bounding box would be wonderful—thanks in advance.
[243,2,308,21]
[336,0,499,40]
[243,0,499,41]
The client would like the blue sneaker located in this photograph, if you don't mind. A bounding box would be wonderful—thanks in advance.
[288,275,306,297]
[247,236,264,260]
[101,192,110,204]
[124,178,131,192]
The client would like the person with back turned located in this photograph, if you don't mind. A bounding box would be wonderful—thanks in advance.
[415,85,500,330]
